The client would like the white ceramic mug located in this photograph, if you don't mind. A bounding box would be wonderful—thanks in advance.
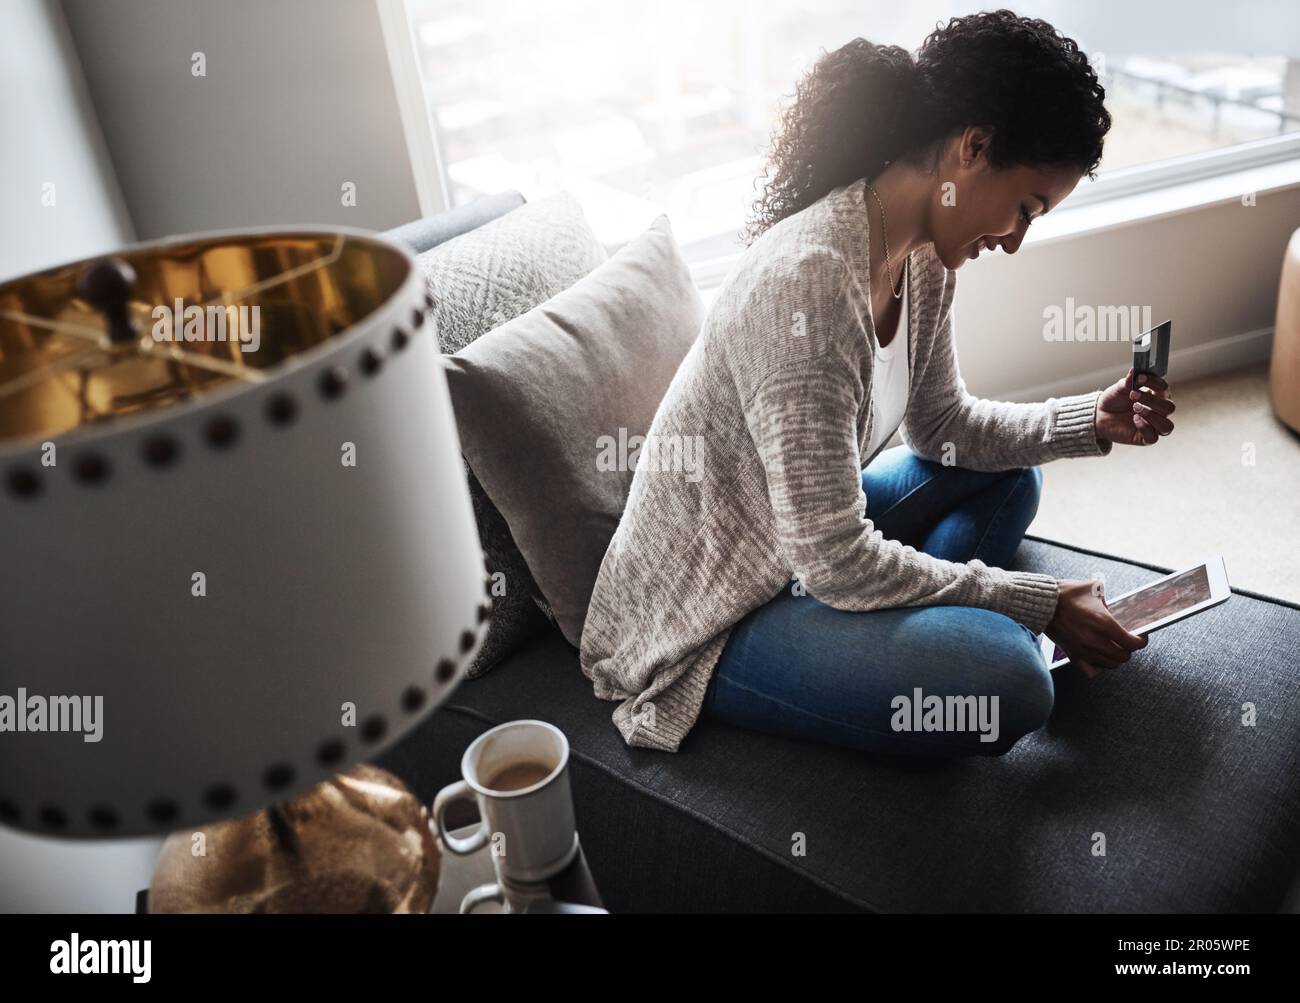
[433,720,579,913]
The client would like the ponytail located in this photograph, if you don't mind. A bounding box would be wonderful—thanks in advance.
[745,40,933,244]
[745,11,1110,244]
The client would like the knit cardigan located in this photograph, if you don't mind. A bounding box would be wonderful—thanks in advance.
[578,178,1112,752]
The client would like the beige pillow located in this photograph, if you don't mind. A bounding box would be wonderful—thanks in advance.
[444,216,704,647]
[419,192,608,676]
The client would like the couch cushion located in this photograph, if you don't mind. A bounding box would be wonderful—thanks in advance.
[379,536,1300,912]
[385,190,525,255]
[442,216,705,647]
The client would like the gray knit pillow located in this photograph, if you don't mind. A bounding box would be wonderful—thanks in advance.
[444,216,704,649]
[421,193,605,677]
[419,192,609,355]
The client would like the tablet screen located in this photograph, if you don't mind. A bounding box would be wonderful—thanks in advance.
[1047,564,1212,664]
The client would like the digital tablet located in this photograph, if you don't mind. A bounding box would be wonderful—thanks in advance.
[1040,556,1230,670]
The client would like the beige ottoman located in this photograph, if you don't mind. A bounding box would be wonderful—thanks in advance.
[1272,228,1300,433]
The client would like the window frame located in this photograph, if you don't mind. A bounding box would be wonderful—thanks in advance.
[1063,132,1300,210]
[384,5,1300,288]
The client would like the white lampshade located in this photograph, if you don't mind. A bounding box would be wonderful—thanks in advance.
[0,227,487,838]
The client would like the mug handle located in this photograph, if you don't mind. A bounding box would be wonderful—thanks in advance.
[460,882,507,914]
[432,780,489,856]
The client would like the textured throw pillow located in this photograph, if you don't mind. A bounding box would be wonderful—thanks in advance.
[419,191,610,355]
[444,216,705,648]
[420,192,607,677]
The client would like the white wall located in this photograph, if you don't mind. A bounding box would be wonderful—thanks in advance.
[0,0,157,913]
[61,0,426,239]
[955,186,1300,402]
[0,0,134,281]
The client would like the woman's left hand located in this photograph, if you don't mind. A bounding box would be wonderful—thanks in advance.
[1094,367,1175,446]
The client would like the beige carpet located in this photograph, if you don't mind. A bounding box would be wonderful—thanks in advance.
[1030,363,1300,602]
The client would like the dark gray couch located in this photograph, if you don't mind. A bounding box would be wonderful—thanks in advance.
[378,196,1300,913]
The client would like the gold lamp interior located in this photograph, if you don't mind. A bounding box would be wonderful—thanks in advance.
[0,233,410,445]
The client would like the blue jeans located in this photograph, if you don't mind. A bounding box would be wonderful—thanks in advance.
[701,445,1052,757]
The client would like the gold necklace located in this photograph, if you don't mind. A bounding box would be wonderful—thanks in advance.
[864,182,904,300]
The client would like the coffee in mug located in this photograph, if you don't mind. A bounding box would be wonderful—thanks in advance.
[432,719,580,912]
[484,759,555,793]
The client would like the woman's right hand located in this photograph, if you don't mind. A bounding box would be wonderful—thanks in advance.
[1044,578,1147,679]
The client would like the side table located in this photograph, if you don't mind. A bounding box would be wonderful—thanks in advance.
[432,823,606,914]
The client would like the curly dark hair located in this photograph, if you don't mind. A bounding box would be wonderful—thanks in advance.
[745,9,1111,243]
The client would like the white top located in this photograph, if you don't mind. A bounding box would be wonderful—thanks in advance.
[867,256,911,457]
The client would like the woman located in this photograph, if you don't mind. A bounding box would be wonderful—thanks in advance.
[579,10,1176,757]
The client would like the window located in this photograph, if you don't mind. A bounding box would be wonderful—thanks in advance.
[403,0,1300,275]
[1103,56,1298,167]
